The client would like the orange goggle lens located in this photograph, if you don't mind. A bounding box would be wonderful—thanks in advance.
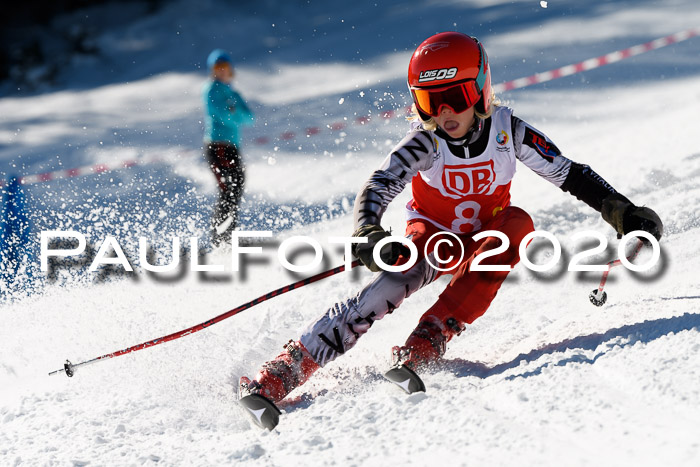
[411,81,481,117]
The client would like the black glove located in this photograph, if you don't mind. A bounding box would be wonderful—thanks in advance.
[351,224,407,272]
[601,193,663,241]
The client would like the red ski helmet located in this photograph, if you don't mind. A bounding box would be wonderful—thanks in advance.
[408,32,492,118]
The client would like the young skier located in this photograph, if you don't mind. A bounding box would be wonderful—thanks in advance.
[239,32,662,407]
[202,49,255,246]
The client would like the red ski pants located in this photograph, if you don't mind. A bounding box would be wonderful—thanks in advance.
[404,206,535,327]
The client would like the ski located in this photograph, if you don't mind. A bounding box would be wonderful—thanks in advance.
[239,393,282,430]
[384,365,426,394]
[238,376,282,430]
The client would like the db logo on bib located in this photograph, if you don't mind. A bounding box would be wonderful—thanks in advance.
[442,161,495,197]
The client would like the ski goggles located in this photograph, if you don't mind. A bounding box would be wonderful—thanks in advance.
[410,80,482,117]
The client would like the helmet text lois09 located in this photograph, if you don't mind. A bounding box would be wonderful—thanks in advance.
[408,32,492,119]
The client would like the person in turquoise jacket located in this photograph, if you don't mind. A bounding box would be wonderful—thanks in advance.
[202,49,254,246]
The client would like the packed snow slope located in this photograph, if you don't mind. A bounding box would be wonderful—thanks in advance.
[1,0,700,465]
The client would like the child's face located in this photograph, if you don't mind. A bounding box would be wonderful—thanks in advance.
[213,63,234,83]
[434,105,476,139]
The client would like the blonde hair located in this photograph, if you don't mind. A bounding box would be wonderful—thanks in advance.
[408,91,501,131]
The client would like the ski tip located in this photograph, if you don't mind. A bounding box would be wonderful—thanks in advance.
[384,365,426,394]
[239,394,282,431]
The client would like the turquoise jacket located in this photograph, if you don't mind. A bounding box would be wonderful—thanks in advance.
[202,80,254,146]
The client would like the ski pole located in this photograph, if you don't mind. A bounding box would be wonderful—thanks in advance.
[589,239,644,306]
[49,259,361,377]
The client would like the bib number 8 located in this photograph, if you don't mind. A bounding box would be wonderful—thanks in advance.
[451,200,482,233]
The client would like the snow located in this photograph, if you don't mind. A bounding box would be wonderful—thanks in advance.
[2,0,700,465]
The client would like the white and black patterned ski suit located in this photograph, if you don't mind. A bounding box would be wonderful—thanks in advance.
[300,106,622,366]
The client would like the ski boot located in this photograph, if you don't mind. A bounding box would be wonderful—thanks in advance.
[384,316,464,394]
[238,340,320,429]
[211,215,234,248]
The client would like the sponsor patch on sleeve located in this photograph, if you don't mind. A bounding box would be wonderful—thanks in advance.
[523,127,561,162]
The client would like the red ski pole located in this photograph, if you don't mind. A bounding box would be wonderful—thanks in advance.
[589,239,644,306]
[49,259,361,377]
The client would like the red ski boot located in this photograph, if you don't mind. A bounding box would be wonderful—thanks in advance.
[239,340,320,403]
[385,316,464,394]
[392,316,464,371]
